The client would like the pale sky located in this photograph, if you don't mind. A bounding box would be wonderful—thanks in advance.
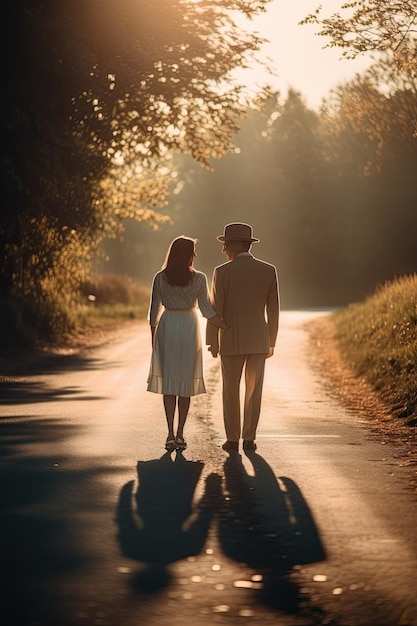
[239,0,373,109]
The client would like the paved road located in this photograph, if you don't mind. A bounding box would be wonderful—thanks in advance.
[1,311,416,626]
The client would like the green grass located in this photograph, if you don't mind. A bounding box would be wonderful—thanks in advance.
[70,273,150,332]
[0,273,151,349]
[72,301,147,326]
[333,274,417,425]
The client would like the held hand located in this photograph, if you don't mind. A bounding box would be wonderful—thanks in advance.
[208,346,218,358]
[209,314,227,330]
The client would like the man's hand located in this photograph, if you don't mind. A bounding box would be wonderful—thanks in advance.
[208,345,219,358]
[266,347,274,359]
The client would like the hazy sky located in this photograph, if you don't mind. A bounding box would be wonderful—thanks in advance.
[239,0,373,109]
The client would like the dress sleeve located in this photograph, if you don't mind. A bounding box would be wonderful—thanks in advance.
[196,272,217,319]
[148,272,163,326]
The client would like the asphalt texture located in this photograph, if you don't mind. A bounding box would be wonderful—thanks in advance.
[1,311,416,626]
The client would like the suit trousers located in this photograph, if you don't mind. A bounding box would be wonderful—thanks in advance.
[220,353,266,442]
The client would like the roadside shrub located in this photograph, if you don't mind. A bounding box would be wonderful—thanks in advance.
[79,273,147,306]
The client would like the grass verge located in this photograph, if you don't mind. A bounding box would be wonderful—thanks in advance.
[60,274,150,348]
[332,273,417,426]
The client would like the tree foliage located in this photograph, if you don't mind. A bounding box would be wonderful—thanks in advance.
[302,0,417,72]
[0,0,271,344]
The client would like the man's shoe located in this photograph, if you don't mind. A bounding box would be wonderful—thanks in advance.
[222,440,239,452]
[243,440,257,451]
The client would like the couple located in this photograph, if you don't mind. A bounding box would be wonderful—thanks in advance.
[147,222,280,454]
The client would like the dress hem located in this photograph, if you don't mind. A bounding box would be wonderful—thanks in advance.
[147,375,206,397]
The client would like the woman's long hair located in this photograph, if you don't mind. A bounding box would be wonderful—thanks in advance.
[162,236,196,286]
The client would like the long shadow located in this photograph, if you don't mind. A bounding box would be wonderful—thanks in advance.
[116,452,221,593]
[0,380,104,404]
[0,351,119,405]
[218,451,326,616]
[0,349,108,377]
[0,416,119,625]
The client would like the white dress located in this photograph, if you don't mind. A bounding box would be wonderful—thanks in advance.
[147,270,216,396]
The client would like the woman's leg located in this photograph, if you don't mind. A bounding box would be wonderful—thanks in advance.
[163,394,176,439]
[177,396,190,438]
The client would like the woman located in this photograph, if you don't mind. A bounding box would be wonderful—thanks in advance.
[147,236,226,451]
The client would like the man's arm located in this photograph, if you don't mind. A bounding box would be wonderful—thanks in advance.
[266,267,279,352]
[206,268,221,357]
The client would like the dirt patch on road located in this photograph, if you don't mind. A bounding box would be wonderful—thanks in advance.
[307,315,417,481]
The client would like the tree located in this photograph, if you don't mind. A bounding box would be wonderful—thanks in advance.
[319,72,417,293]
[0,0,271,344]
[302,0,417,72]
[300,2,417,295]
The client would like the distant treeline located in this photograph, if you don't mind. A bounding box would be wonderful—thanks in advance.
[109,76,417,308]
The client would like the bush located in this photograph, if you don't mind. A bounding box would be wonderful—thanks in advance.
[79,273,149,306]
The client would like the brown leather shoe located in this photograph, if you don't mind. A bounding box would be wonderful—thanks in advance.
[222,440,239,452]
[243,440,257,451]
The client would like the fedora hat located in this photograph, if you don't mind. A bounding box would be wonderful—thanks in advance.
[217,222,259,243]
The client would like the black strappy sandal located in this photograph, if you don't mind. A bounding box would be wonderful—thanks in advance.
[165,437,176,451]
[175,435,187,450]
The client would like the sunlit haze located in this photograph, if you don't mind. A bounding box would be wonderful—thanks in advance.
[237,0,373,109]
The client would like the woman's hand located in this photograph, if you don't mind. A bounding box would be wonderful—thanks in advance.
[209,314,227,330]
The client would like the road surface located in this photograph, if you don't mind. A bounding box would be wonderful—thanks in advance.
[1,311,416,626]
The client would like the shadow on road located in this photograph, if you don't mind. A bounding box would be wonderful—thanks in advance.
[0,351,118,404]
[218,451,326,615]
[116,449,330,622]
[0,349,107,377]
[0,379,104,404]
[116,451,221,593]
[0,416,119,626]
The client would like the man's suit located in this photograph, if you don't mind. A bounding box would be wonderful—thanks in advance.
[207,252,279,443]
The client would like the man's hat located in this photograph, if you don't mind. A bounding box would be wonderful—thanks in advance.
[217,222,259,243]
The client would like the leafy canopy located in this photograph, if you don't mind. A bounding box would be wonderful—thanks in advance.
[0,0,273,343]
[302,0,417,72]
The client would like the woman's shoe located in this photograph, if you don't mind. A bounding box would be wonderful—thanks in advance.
[165,437,176,451]
[175,435,187,450]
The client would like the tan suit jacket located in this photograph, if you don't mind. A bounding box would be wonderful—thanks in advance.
[206,253,279,356]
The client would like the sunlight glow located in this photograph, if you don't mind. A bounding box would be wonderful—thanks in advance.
[233,0,373,109]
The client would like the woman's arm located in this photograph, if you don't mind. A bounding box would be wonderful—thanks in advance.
[208,314,227,330]
[148,272,163,329]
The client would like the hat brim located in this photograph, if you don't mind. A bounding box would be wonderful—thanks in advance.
[217,235,259,243]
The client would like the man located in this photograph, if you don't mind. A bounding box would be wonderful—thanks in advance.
[206,222,279,453]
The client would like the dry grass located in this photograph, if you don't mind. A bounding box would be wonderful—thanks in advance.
[308,275,417,479]
[334,274,417,425]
